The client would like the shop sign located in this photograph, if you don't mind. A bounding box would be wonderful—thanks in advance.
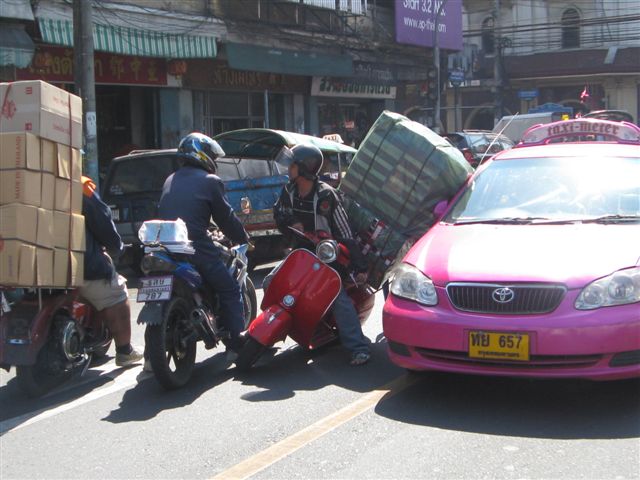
[312,77,397,99]
[183,61,308,93]
[16,46,167,85]
[394,0,463,51]
[353,62,396,85]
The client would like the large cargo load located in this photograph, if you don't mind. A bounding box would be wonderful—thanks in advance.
[339,111,472,288]
[0,80,84,287]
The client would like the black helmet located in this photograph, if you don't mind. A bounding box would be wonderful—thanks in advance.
[178,132,225,174]
[276,143,323,180]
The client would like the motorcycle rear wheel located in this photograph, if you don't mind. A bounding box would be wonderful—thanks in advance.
[16,352,72,398]
[146,297,197,390]
[242,277,258,328]
[235,336,266,372]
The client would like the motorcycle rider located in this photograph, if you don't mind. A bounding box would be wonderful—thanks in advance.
[273,144,371,366]
[158,132,250,356]
[80,176,143,367]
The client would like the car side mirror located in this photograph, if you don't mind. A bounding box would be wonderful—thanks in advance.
[433,200,449,218]
[240,196,252,214]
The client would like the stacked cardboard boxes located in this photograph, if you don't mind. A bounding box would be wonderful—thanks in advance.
[0,80,85,287]
[339,111,473,288]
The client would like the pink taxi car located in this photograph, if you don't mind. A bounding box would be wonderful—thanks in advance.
[383,118,640,380]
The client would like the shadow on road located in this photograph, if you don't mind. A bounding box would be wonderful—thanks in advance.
[101,352,235,424]
[374,371,640,440]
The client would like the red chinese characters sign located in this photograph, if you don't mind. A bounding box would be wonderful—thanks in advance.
[17,46,167,86]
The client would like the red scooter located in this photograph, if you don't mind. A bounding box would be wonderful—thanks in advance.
[235,228,375,371]
[0,288,111,397]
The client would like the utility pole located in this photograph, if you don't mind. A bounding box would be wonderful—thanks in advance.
[433,0,447,133]
[493,0,504,125]
[73,0,99,188]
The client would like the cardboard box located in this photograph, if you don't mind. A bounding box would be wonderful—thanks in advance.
[40,138,56,173]
[0,80,82,149]
[57,144,82,180]
[36,247,54,286]
[340,111,473,232]
[0,132,40,170]
[53,247,68,286]
[37,208,54,248]
[0,240,36,286]
[69,251,84,287]
[0,203,38,243]
[53,211,85,250]
[0,169,41,207]
[55,177,71,211]
[71,180,82,214]
[41,172,55,210]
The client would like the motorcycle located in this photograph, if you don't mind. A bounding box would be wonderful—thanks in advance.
[136,220,257,390]
[0,287,111,397]
[235,228,375,371]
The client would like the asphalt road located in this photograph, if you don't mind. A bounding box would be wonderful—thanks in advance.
[1,266,639,480]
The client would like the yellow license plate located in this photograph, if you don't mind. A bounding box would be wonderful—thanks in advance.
[468,331,530,361]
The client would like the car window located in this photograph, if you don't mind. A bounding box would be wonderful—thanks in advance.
[216,157,282,182]
[446,156,640,221]
[107,155,175,195]
[468,134,491,154]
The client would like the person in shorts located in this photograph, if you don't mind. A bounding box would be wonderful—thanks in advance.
[80,176,143,367]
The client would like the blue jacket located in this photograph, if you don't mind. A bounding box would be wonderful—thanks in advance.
[158,166,248,262]
[82,176,123,280]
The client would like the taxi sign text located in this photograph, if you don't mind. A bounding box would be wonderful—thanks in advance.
[547,120,620,137]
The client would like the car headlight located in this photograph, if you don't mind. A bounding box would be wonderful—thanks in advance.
[389,263,438,306]
[575,266,640,310]
[140,253,176,275]
[316,240,338,264]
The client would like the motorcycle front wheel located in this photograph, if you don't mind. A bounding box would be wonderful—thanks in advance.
[242,277,258,328]
[146,297,197,390]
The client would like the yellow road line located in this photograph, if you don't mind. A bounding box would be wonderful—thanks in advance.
[212,374,417,480]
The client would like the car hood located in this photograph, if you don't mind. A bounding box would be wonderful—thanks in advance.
[405,223,640,288]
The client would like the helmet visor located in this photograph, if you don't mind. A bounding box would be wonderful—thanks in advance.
[274,146,295,168]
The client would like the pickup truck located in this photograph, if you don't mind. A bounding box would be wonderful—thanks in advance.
[101,129,356,271]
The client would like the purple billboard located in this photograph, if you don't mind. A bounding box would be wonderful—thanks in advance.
[395,0,463,51]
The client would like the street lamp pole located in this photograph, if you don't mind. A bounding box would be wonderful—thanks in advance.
[433,0,447,133]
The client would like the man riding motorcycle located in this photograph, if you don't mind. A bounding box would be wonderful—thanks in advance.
[273,144,371,366]
[157,132,250,356]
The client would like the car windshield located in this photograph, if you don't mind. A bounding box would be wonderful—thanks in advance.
[216,157,286,181]
[445,155,640,224]
[107,155,175,195]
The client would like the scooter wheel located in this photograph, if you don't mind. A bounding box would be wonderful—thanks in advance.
[235,336,266,372]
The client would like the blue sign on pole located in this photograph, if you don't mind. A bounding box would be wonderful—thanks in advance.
[449,69,465,86]
[518,89,539,100]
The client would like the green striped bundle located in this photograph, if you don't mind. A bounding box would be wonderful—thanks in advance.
[340,111,472,232]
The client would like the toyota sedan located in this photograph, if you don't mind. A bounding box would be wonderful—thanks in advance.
[383,118,640,380]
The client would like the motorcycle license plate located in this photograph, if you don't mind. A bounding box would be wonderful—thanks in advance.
[468,331,530,361]
[137,276,173,302]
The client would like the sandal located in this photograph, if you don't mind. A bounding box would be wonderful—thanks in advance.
[350,351,370,366]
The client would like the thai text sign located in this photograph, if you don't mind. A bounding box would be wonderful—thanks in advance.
[312,77,397,99]
[17,46,167,85]
[395,0,463,51]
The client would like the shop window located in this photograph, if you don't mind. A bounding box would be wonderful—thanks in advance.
[482,17,495,55]
[561,9,580,49]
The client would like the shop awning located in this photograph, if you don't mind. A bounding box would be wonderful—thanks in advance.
[38,18,217,58]
[226,43,352,77]
[0,24,35,67]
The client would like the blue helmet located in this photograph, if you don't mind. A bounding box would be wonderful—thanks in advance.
[178,132,225,174]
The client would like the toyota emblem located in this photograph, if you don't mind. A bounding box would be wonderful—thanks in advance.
[492,287,515,303]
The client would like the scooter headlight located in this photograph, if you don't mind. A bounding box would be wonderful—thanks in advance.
[316,240,338,264]
[140,253,176,275]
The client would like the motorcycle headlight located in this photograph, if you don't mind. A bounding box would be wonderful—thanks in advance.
[575,266,640,310]
[140,253,176,275]
[316,240,338,264]
[389,263,438,306]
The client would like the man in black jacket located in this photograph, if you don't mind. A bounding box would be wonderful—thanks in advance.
[273,144,371,365]
[80,176,143,367]
[158,133,249,354]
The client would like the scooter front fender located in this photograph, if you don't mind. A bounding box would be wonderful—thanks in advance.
[246,304,292,347]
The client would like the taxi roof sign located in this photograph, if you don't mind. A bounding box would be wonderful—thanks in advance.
[518,119,640,146]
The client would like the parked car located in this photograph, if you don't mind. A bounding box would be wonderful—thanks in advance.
[383,118,640,381]
[443,130,514,168]
[101,129,356,272]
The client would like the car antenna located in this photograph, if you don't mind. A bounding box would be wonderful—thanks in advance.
[477,112,520,168]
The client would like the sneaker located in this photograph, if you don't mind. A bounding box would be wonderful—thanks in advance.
[115,346,144,367]
[143,359,153,372]
[350,351,370,366]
